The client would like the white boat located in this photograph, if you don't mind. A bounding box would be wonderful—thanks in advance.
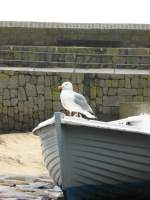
[32,112,150,200]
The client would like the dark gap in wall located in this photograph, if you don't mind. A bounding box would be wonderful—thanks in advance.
[57,40,122,47]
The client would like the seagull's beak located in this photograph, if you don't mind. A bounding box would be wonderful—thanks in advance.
[58,85,62,90]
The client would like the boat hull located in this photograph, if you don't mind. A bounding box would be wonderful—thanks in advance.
[33,113,150,199]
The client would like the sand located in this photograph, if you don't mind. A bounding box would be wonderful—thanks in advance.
[0,132,48,176]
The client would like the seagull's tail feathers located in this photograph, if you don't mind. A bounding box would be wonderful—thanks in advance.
[82,111,96,119]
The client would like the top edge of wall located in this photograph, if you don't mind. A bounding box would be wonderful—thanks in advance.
[0,21,150,30]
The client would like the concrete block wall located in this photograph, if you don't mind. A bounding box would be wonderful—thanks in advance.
[0,68,150,131]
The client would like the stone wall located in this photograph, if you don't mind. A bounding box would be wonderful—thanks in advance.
[0,68,150,131]
[1,22,150,47]
[0,46,150,69]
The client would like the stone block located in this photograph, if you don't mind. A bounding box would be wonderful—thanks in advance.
[144,97,150,101]
[33,97,38,105]
[62,73,72,79]
[112,56,126,64]
[53,101,62,111]
[3,100,11,106]
[39,111,44,121]
[96,88,103,97]
[23,102,29,115]
[140,57,150,64]
[103,106,112,114]
[18,87,27,100]
[45,109,52,118]
[37,85,44,94]
[127,56,139,64]
[96,105,102,112]
[112,80,118,87]
[105,80,112,87]
[37,76,44,85]
[78,85,83,94]
[0,73,9,80]
[8,107,14,117]
[90,86,97,99]
[111,106,119,115]
[133,96,143,102]
[125,96,133,102]
[28,97,34,109]
[11,98,18,106]
[33,111,39,119]
[90,100,96,112]
[0,88,2,95]
[3,89,10,100]
[8,76,18,88]
[106,48,119,54]
[33,105,38,112]
[96,98,102,104]
[103,87,108,95]
[25,75,31,83]
[97,74,110,79]
[76,74,84,83]
[0,104,2,112]
[10,89,17,98]
[45,87,52,100]
[103,96,119,106]
[45,76,51,86]
[14,106,19,114]
[52,91,59,101]
[118,96,126,103]
[38,96,45,111]
[128,48,148,55]
[139,79,148,88]
[30,77,37,85]
[119,80,125,88]
[148,77,150,87]
[108,88,117,95]
[26,83,37,97]
[14,113,19,121]
[2,106,7,114]
[125,78,131,88]
[18,101,24,111]
[14,122,22,130]
[2,115,8,125]
[0,95,2,103]
[19,75,26,86]
[102,56,112,63]
[143,88,150,96]
[131,78,139,88]
[111,74,124,80]
[98,80,105,87]
[119,49,128,55]
[137,89,143,95]
[118,88,137,96]
[130,78,147,89]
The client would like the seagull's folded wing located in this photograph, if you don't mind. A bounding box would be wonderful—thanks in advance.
[73,92,93,113]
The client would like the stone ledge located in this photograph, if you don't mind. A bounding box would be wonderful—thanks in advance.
[0,21,150,30]
[0,67,149,75]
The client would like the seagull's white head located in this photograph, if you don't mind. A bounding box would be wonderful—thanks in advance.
[58,82,73,90]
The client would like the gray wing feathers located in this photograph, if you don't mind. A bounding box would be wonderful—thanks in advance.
[73,92,93,113]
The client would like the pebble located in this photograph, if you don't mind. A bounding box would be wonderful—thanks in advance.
[0,174,64,200]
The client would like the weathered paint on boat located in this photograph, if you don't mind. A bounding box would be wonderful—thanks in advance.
[33,112,150,200]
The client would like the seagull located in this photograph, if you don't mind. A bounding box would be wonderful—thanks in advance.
[58,81,96,119]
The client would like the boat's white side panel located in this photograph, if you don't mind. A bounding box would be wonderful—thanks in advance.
[60,124,150,190]
[36,125,62,186]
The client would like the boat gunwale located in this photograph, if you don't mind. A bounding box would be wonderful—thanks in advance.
[32,112,150,136]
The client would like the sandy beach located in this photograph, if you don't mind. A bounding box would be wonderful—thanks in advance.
[0,132,48,176]
[0,133,64,199]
